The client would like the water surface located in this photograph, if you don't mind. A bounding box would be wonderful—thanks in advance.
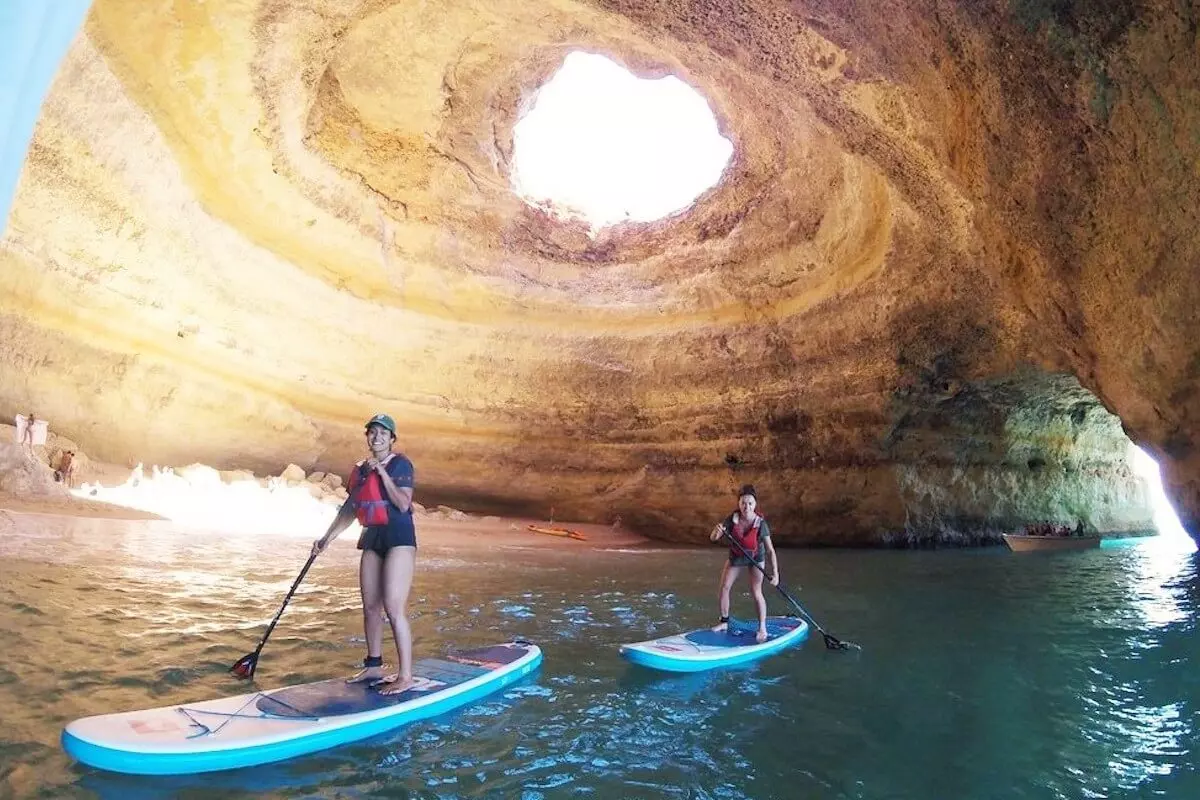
[0,513,1196,799]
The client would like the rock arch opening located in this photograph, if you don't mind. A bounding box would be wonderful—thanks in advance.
[884,371,1173,547]
[510,51,733,232]
[1129,446,1192,547]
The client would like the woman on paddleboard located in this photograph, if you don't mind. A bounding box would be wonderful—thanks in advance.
[709,484,780,642]
[312,413,417,695]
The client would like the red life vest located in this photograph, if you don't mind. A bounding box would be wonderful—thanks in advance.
[348,460,391,527]
[728,512,764,554]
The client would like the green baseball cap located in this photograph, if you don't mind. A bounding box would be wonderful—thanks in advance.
[364,413,396,435]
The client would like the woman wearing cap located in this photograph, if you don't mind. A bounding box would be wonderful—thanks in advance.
[312,413,418,695]
[708,484,780,643]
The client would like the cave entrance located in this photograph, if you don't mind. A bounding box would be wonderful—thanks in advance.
[886,371,1191,547]
[1129,446,1192,546]
[511,51,733,232]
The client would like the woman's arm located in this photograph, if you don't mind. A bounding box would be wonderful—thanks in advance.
[763,537,780,585]
[313,496,357,555]
[708,513,736,542]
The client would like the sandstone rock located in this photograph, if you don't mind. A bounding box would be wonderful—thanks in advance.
[320,473,342,491]
[435,505,469,522]
[307,471,326,484]
[279,464,306,483]
[2,1,1197,545]
[219,469,257,485]
[877,372,1155,547]
[0,444,70,499]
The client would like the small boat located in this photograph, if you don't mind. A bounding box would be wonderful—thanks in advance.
[1002,534,1101,552]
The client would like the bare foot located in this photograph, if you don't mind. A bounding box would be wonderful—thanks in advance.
[346,665,388,684]
[711,621,728,633]
[373,674,415,696]
[755,628,769,643]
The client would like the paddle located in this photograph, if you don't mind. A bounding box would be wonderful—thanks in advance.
[720,527,860,651]
[230,552,318,679]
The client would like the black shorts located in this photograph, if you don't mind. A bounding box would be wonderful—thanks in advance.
[357,524,416,555]
[729,546,765,568]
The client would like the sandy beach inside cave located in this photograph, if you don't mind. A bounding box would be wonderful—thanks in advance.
[0,490,164,521]
[0,489,654,552]
[0,433,654,553]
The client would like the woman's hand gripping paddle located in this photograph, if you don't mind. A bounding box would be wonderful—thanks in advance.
[230,552,318,679]
[720,528,860,651]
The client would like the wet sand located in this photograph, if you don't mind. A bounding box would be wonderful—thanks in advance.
[0,491,165,521]
[413,514,652,551]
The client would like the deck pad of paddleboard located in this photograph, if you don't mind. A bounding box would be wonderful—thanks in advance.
[257,653,504,717]
[681,617,800,647]
[62,641,542,775]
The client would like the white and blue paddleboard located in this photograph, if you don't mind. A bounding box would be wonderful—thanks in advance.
[620,616,808,673]
[62,641,542,775]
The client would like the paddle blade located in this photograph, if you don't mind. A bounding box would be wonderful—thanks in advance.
[822,633,861,651]
[230,652,258,679]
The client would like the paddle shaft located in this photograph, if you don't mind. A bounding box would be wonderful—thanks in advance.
[249,552,318,659]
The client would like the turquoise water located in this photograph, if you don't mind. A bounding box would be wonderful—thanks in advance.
[0,514,1196,798]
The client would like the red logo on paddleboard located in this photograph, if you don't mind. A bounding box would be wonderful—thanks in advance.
[653,645,683,652]
[128,718,182,735]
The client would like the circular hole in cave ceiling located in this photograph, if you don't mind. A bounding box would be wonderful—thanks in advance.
[511,51,734,233]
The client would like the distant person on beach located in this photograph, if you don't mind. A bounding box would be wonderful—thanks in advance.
[709,484,780,643]
[55,450,75,487]
[312,413,417,695]
[20,413,35,452]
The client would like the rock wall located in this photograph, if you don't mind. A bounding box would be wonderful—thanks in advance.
[0,0,1195,544]
[886,372,1153,546]
[0,444,69,500]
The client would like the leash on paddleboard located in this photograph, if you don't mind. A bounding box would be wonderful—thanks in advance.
[230,552,318,679]
[720,529,860,651]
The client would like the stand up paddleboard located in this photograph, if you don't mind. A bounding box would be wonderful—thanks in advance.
[62,641,541,775]
[620,617,808,673]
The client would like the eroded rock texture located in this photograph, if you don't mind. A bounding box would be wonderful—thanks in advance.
[1,0,1196,544]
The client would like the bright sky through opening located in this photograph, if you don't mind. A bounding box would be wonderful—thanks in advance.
[1130,444,1194,549]
[512,52,734,231]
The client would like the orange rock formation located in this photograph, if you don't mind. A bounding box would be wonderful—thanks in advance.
[1,1,1195,545]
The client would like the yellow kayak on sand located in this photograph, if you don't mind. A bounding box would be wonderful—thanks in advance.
[527,525,588,542]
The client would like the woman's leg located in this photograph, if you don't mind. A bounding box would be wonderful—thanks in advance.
[376,546,416,695]
[712,562,741,631]
[347,549,387,683]
[749,566,768,642]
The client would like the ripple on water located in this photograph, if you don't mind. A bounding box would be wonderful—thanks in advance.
[494,601,536,619]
